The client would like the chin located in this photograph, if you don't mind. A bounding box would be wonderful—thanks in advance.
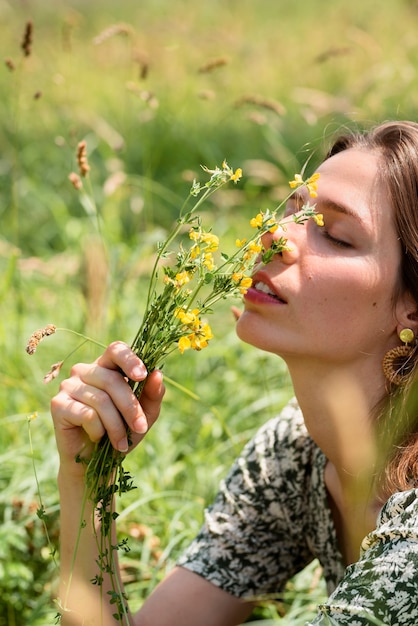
[236,310,275,353]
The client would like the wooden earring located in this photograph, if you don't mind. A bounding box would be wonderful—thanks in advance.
[382,328,416,386]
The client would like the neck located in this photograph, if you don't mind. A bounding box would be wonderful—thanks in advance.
[324,460,384,564]
[286,357,386,470]
[286,357,388,563]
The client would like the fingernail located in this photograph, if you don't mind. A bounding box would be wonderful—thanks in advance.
[117,437,129,452]
[132,417,148,434]
[132,364,147,379]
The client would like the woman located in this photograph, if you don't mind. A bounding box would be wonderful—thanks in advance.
[51,120,418,625]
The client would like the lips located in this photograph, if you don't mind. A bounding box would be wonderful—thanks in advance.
[245,273,287,304]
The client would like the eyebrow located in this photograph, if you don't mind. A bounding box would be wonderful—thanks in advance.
[290,190,364,225]
[317,198,364,225]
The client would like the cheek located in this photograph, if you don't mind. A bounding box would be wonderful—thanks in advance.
[305,265,389,317]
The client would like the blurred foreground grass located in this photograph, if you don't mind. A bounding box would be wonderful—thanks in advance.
[1,0,418,622]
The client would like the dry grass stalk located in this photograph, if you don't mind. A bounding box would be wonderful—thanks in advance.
[198,57,229,73]
[21,20,33,57]
[234,94,286,116]
[93,23,134,45]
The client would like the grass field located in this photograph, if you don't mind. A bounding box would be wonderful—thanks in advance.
[1,0,418,623]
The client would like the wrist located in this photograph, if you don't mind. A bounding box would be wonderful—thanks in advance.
[57,464,87,491]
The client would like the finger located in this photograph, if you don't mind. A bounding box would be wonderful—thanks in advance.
[96,341,148,381]
[70,361,146,432]
[56,394,106,442]
[231,306,242,320]
[56,378,131,452]
[51,391,98,449]
[133,370,165,433]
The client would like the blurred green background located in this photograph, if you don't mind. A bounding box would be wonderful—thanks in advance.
[1,0,418,623]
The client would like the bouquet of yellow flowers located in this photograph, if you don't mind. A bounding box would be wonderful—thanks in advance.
[27,152,321,623]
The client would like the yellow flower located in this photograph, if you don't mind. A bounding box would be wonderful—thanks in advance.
[307,172,320,184]
[250,213,263,228]
[289,173,303,189]
[201,322,213,340]
[232,272,243,283]
[189,322,214,350]
[190,245,200,259]
[313,213,324,227]
[175,271,191,286]
[289,172,320,197]
[240,276,252,289]
[201,232,219,251]
[203,252,215,270]
[230,167,242,182]
[177,316,213,353]
[235,238,247,247]
[266,219,278,233]
[178,336,191,353]
[190,334,203,350]
[189,228,201,242]
[306,172,320,198]
[239,276,252,293]
[175,307,200,325]
[248,241,262,254]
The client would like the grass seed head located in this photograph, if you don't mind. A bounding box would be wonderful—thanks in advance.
[25,324,56,355]
[69,171,83,190]
[77,141,90,177]
[43,361,64,383]
[21,20,33,57]
[198,57,228,73]
[5,58,15,71]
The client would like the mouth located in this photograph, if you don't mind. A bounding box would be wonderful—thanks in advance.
[251,280,287,303]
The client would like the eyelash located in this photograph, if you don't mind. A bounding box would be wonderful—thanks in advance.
[322,229,352,248]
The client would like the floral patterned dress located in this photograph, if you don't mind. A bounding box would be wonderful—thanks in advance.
[177,398,418,625]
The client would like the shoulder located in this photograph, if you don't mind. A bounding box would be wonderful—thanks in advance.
[365,487,418,549]
[378,487,418,523]
[177,398,328,599]
[229,397,322,499]
[251,397,308,448]
[246,397,317,467]
[309,489,418,625]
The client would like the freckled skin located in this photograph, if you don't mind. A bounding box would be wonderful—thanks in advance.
[237,149,406,373]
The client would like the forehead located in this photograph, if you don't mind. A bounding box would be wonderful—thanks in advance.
[317,148,380,195]
[314,148,391,228]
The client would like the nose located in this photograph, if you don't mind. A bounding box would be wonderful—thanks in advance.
[260,220,303,265]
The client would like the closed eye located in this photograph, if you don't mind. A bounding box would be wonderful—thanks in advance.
[322,229,352,248]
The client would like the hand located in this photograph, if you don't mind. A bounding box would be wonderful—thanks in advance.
[51,341,165,474]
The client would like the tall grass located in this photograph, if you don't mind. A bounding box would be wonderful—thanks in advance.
[1,0,418,622]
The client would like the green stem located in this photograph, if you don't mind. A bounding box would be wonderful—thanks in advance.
[27,417,58,568]
[141,179,231,328]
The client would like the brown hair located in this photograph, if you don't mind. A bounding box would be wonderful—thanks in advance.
[326,121,418,494]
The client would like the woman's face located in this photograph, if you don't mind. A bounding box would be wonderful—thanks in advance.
[236,148,406,369]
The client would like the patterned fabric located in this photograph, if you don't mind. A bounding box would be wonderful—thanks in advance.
[177,398,418,625]
[310,490,418,625]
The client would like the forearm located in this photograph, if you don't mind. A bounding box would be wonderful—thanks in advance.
[49,349,164,624]
[57,468,131,626]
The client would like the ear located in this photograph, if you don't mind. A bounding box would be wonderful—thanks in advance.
[395,290,418,337]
